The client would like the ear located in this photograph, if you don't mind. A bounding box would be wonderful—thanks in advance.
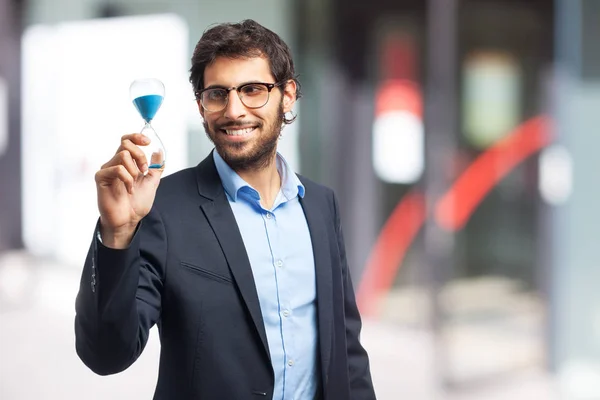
[282,80,297,114]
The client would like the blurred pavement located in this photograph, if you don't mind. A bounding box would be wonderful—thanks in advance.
[0,251,559,399]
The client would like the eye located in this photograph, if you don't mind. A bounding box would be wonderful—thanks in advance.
[206,89,227,101]
[240,84,267,96]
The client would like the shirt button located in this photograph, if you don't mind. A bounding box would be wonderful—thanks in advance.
[288,359,294,366]
[266,212,273,219]
[275,260,283,268]
[282,309,290,317]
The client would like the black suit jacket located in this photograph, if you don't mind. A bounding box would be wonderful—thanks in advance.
[74,153,376,399]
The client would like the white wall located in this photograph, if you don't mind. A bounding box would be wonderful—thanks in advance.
[22,14,190,265]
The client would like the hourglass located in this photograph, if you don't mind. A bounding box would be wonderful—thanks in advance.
[130,78,167,169]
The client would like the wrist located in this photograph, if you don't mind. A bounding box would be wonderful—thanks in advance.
[99,219,139,249]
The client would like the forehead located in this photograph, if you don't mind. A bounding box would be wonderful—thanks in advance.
[204,56,274,86]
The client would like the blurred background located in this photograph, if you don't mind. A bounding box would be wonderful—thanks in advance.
[0,0,599,398]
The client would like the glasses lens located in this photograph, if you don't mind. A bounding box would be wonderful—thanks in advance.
[239,84,269,108]
[201,89,228,111]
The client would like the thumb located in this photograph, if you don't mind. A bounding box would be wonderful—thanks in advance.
[146,149,165,181]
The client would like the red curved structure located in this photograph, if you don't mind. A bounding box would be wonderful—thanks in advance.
[357,115,553,317]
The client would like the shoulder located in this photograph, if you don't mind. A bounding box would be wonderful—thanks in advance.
[154,166,198,205]
[296,174,338,215]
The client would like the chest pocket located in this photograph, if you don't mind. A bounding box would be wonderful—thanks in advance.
[180,261,233,284]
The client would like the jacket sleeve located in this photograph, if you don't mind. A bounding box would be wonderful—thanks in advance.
[332,192,377,399]
[74,207,167,375]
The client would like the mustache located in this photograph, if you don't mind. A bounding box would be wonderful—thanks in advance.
[216,121,262,130]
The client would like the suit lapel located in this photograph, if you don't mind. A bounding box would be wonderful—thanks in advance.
[193,154,334,380]
[299,185,333,386]
[194,154,270,362]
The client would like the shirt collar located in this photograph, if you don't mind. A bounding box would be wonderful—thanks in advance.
[212,149,305,202]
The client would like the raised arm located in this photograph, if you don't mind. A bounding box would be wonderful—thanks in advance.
[74,133,166,375]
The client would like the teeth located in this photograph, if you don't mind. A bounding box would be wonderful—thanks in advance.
[225,127,255,136]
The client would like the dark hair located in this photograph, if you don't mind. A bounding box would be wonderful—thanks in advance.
[189,19,301,125]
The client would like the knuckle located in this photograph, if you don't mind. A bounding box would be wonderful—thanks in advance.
[118,150,130,162]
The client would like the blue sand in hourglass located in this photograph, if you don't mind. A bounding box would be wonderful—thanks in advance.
[133,94,165,168]
[133,94,163,122]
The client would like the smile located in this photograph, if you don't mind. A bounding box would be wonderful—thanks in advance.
[221,127,257,136]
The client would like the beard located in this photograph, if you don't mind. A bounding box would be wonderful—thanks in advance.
[204,101,284,172]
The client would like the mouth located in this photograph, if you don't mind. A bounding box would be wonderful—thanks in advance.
[219,126,258,137]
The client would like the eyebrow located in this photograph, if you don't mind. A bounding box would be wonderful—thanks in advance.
[203,80,269,90]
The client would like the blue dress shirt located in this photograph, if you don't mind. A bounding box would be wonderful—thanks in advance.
[213,150,319,400]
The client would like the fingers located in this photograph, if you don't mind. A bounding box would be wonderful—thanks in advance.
[117,134,151,173]
[96,133,151,194]
[95,165,135,194]
[121,133,150,147]
[149,149,165,169]
[146,150,166,181]
[116,149,143,180]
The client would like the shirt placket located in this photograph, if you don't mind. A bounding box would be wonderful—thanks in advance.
[264,209,293,399]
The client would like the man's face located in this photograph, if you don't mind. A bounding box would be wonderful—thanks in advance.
[199,56,296,172]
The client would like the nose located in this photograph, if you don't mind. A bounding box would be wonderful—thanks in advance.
[223,90,246,120]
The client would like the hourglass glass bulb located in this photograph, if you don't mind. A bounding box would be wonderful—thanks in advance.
[139,122,166,169]
[130,78,167,169]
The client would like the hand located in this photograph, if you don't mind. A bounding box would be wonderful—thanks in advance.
[95,134,164,248]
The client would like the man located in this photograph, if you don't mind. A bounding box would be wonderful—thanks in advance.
[75,19,376,400]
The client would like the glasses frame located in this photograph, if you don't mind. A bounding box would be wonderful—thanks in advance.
[196,81,287,112]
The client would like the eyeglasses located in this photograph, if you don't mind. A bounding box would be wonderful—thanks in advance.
[196,81,286,112]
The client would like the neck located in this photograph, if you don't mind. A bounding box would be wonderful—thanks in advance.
[236,155,281,210]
